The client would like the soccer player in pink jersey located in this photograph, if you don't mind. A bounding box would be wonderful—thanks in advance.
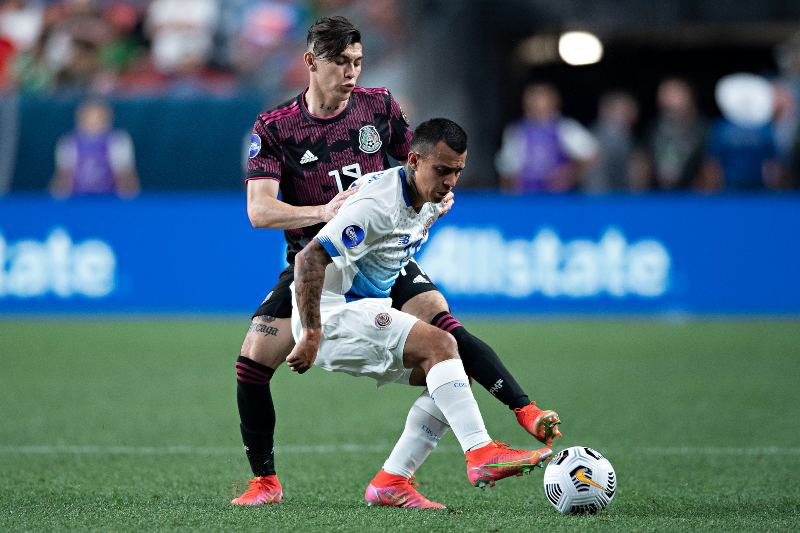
[231,16,561,507]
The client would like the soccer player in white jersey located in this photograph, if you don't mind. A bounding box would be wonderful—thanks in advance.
[286,118,552,506]
[232,16,561,507]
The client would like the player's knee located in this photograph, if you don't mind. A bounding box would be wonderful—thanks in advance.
[428,329,459,364]
[235,355,275,385]
[402,291,449,323]
[239,348,284,371]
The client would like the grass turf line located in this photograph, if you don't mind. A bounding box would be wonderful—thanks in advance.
[1,319,799,531]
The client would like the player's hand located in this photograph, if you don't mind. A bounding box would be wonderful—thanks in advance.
[320,186,359,222]
[438,191,455,218]
[286,330,320,374]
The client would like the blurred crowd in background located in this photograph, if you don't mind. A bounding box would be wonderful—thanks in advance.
[1,0,800,195]
[497,74,797,194]
[0,0,403,96]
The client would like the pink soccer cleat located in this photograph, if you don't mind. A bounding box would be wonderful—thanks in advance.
[231,474,282,505]
[466,440,552,489]
[364,469,445,509]
[514,402,562,446]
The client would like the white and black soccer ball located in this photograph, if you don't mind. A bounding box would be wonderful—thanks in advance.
[543,446,616,514]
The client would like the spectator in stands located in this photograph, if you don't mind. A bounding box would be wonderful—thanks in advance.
[0,0,44,55]
[12,31,57,94]
[776,30,800,188]
[771,80,798,189]
[145,0,219,76]
[495,82,597,193]
[221,0,307,95]
[144,0,241,96]
[0,32,16,195]
[0,0,43,192]
[643,78,706,191]
[583,91,644,193]
[50,98,140,197]
[699,73,780,192]
[43,0,116,94]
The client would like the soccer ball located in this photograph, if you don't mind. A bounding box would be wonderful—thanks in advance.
[543,446,616,514]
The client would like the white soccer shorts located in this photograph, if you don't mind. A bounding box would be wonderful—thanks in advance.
[290,296,418,386]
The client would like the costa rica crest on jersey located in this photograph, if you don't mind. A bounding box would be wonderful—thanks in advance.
[358,125,382,153]
[422,216,435,237]
[374,312,392,329]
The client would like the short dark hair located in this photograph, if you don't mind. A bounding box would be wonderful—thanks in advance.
[410,118,468,156]
[306,16,361,60]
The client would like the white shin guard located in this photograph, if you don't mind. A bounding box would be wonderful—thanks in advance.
[382,390,450,478]
[426,359,492,453]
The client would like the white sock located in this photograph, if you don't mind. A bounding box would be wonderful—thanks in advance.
[426,359,492,453]
[382,391,450,478]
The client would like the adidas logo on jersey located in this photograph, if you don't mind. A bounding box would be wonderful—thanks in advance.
[299,150,318,164]
[412,275,429,284]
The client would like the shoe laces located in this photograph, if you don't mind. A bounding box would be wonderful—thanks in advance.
[239,478,264,497]
[490,440,510,449]
[251,476,278,489]
[513,401,539,416]
[406,476,420,489]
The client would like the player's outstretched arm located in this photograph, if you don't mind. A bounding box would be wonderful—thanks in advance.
[247,179,359,229]
[286,240,332,374]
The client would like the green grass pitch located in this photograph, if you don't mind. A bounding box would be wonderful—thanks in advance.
[1,319,799,531]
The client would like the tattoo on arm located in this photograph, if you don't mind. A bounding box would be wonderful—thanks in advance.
[294,241,332,330]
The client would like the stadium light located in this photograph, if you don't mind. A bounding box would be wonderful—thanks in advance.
[558,31,603,66]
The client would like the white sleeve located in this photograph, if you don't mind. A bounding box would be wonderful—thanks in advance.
[314,195,395,270]
[109,131,135,174]
[558,118,598,161]
[55,136,76,173]
[495,124,525,175]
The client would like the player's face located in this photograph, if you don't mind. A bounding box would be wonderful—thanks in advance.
[311,43,363,99]
[409,141,467,204]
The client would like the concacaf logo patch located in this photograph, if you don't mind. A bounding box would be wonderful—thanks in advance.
[341,225,365,248]
[358,125,382,153]
[248,134,262,159]
[374,312,392,329]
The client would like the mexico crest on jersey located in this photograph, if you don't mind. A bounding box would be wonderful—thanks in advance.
[358,125,382,153]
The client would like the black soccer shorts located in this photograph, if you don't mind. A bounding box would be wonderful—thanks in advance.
[389,259,441,310]
[251,259,441,320]
[251,265,294,319]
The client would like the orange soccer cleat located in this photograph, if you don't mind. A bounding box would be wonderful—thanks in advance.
[231,475,283,505]
[364,469,446,509]
[514,402,562,446]
[466,440,552,489]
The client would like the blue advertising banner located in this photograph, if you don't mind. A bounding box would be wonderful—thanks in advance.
[0,193,798,315]
[416,194,800,315]
[0,195,284,314]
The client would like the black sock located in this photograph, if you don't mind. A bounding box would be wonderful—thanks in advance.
[431,312,531,410]
[235,356,277,476]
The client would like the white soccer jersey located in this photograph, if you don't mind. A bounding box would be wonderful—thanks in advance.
[313,166,441,303]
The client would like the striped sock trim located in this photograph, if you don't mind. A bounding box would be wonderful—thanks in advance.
[431,312,463,333]
[236,356,275,385]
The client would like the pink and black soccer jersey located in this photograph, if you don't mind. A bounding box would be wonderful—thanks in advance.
[246,86,412,263]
